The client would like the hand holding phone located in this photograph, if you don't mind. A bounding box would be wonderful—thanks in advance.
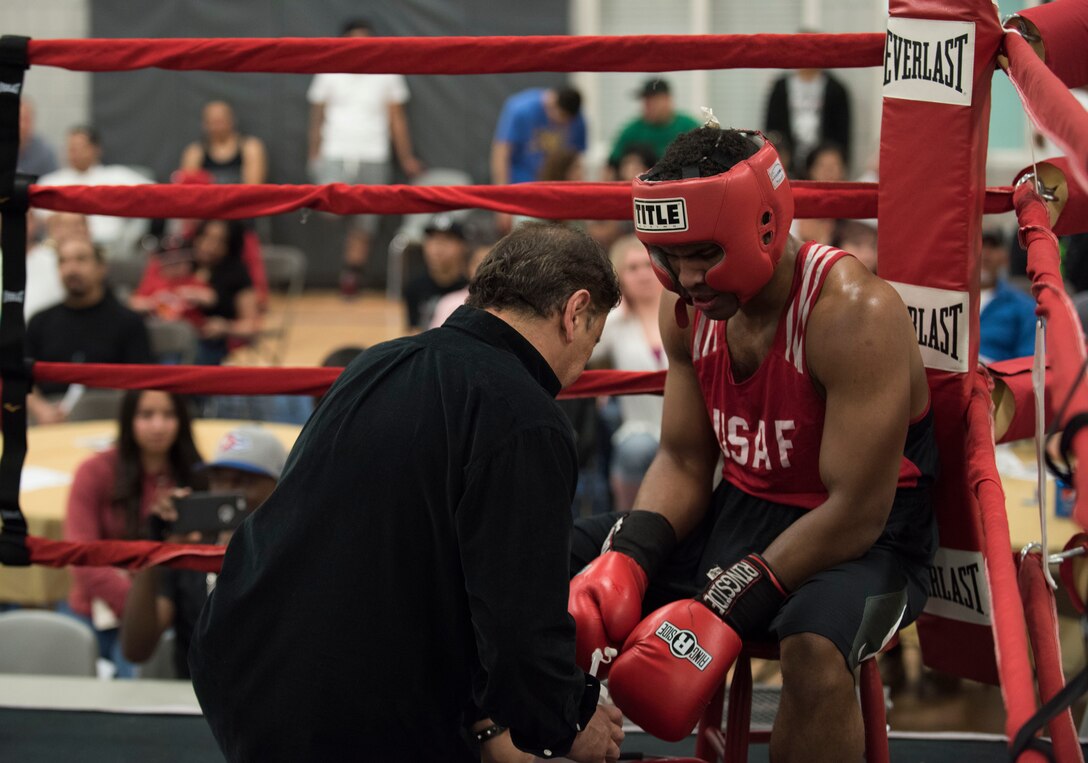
[169,492,249,536]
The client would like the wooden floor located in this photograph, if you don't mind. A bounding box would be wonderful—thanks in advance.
[248,290,409,367]
[251,290,1053,738]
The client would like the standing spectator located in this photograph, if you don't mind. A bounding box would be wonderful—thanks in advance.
[765,64,852,178]
[607,79,698,175]
[591,235,667,511]
[491,85,585,234]
[180,100,267,185]
[307,18,423,297]
[37,126,152,259]
[979,228,1036,363]
[63,390,204,678]
[25,237,152,425]
[403,214,471,331]
[122,426,286,679]
[492,86,585,186]
[17,99,58,176]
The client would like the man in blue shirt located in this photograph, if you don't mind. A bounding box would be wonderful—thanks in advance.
[979,228,1037,363]
[491,86,586,187]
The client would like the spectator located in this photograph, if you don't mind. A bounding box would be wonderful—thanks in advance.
[491,85,585,233]
[834,219,878,273]
[607,79,698,175]
[403,214,470,331]
[308,18,423,297]
[189,220,261,365]
[428,243,491,329]
[586,145,655,254]
[795,142,848,246]
[63,390,204,678]
[26,237,152,425]
[130,246,207,327]
[765,63,852,178]
[180,100,267,185]
[17,99,58,176]
[980,228,1036,363]
[591,235,667,511]
[121,426,286,679]
[22,211,67,320]
[37,126,152,259]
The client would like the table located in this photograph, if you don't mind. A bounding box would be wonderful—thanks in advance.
[998,439,1082,552]
[0,419,301,606]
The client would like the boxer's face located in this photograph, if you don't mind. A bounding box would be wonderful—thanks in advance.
[658,242,739,320]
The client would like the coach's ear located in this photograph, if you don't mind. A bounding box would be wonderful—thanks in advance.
[561,289,592,343]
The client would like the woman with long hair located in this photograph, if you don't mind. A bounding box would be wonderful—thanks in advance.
[63,389,204,676]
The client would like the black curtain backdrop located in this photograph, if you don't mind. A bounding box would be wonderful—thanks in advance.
[90,0,570,287]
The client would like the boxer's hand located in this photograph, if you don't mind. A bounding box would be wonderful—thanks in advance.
[608,599,742,742]
[566,704,624,763]
[568,511,676,676]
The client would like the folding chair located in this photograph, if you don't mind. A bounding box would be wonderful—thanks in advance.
[0,610,98,676]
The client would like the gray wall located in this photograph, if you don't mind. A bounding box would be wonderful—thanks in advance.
[88,0,571,287]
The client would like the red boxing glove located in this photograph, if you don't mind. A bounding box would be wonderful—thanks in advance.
[608,599,743,742]
[608,554,787,741]
[569,551,648,676]
[568,511,676,678]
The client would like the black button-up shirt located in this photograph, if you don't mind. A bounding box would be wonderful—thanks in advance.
[190,306,598,761]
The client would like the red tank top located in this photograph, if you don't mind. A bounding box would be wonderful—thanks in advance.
[692,242,927,510]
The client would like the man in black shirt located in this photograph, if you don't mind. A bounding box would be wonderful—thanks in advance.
[26,237,152,424]
[189,223,625,762]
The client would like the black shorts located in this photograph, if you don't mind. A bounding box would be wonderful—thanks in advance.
[571,482,938,671]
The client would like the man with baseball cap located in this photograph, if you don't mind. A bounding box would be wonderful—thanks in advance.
[607,78,699,175]
[121,427,287,679]
[568,125,938,760]
[403,213,471,331]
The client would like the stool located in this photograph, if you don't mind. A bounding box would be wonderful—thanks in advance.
[692,636,896,763]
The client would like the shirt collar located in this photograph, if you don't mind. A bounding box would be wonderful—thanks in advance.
[444,305,561,397]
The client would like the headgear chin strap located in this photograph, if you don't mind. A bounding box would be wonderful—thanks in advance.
[632,131,794,327]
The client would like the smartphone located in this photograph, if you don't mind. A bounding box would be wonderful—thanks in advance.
[170,492,249,535]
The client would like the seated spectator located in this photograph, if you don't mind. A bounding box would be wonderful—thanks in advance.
[794,142,847,246]
[26,237,152,425]
[180,100,267,185]
[980,228,1036,363]
[429,244,491,329]
[121,426,286,679]
[23,211,66,320]
[37,125,152,259]
[17,99,58,176]
[591,234,667,511]
[130,246,207,327]
[607,79,698,176]
[188,220,261,365]
[403,215,470,331]
[834,219,878,273]
[587,145,655,254]
[63,390,204,678]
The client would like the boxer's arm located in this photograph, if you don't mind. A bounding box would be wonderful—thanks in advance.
[762,270,914,590]
[633,292,721,541]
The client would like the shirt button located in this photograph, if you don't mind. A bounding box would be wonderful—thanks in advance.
[543,750,552,757]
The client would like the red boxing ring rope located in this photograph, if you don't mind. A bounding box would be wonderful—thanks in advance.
[28,181,1015,223]
[28,33,884,74]
[1004,31,1088,194]
[27,363,666,400]
[966,374,1047,763]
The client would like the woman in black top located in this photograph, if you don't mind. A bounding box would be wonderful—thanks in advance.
[190,219,260,365]
[179,100,267,185]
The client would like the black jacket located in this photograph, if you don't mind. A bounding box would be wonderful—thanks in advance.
[764,71,852,177]
[189,306,598,762]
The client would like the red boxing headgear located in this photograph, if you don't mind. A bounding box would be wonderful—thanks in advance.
[632,132,794,322]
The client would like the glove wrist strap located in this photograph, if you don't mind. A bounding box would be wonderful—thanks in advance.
[700,553,788,640]
[605,510,677,578]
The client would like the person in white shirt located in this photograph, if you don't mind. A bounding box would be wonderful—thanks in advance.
[307,18,423,298]
[591,234,668,511]
[36,126,152,260]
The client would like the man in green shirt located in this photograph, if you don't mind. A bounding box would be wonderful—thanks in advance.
[607,79,699,173]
